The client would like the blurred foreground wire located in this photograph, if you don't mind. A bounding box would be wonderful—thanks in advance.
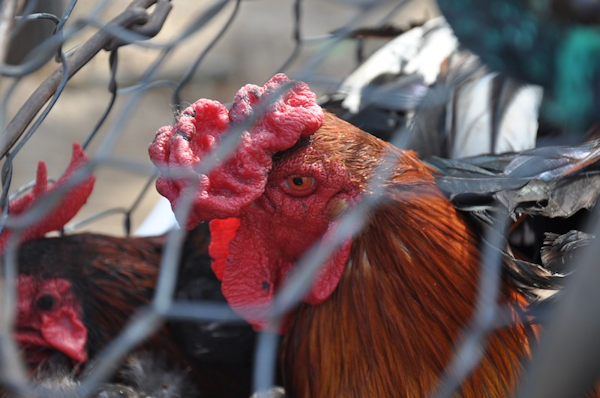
[0,0,599,397]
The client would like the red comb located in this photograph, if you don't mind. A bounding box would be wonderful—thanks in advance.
[0,143,95,251]
[149,73,324,229]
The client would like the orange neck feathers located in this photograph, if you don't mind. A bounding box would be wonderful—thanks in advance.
[281,141,535,397]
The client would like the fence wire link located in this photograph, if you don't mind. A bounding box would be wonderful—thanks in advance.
[0,0,596,397]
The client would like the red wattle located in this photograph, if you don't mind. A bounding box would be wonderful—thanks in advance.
[209,218,241,280]
[220,216,352,332]
[41,307,88,363]
[304,222,353,305]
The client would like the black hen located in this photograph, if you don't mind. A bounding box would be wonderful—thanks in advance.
[11,222,257,398]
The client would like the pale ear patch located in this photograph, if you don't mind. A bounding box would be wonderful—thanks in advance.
[327,198,349,220]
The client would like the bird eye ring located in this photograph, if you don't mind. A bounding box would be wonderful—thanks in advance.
[282,176,316,196]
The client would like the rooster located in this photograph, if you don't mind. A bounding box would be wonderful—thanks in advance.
[15,226,256,398]
[4,146,256,397]
[147,73,569,397]
[5,143,170,371]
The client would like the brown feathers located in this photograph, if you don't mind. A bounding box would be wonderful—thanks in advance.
[281,115,535,397]
[17,234,166,358]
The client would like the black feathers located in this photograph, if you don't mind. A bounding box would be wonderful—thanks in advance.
[28,352,196,398]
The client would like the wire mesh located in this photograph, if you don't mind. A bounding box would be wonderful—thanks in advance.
[0,0,597,397]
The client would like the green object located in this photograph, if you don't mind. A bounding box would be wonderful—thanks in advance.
[437,0,600,132]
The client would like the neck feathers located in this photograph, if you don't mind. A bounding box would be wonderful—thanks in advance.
[282,178,534,397]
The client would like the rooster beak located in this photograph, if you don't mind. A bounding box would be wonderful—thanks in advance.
[40,308,88,363]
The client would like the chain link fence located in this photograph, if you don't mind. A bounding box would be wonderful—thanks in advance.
[0,0,598,397]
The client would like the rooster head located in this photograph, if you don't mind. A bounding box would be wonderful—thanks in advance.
[15,275,87,365]
[4,143,94,364]
[149,74,412,331]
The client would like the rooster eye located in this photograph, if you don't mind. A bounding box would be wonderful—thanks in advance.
[282,176,315,196]
[36,295,55,311]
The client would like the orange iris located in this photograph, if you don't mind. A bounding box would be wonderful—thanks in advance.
[284,176,315,193]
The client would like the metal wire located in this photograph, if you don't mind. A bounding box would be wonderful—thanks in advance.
[171,0,242,111]
[0,0,595,397]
